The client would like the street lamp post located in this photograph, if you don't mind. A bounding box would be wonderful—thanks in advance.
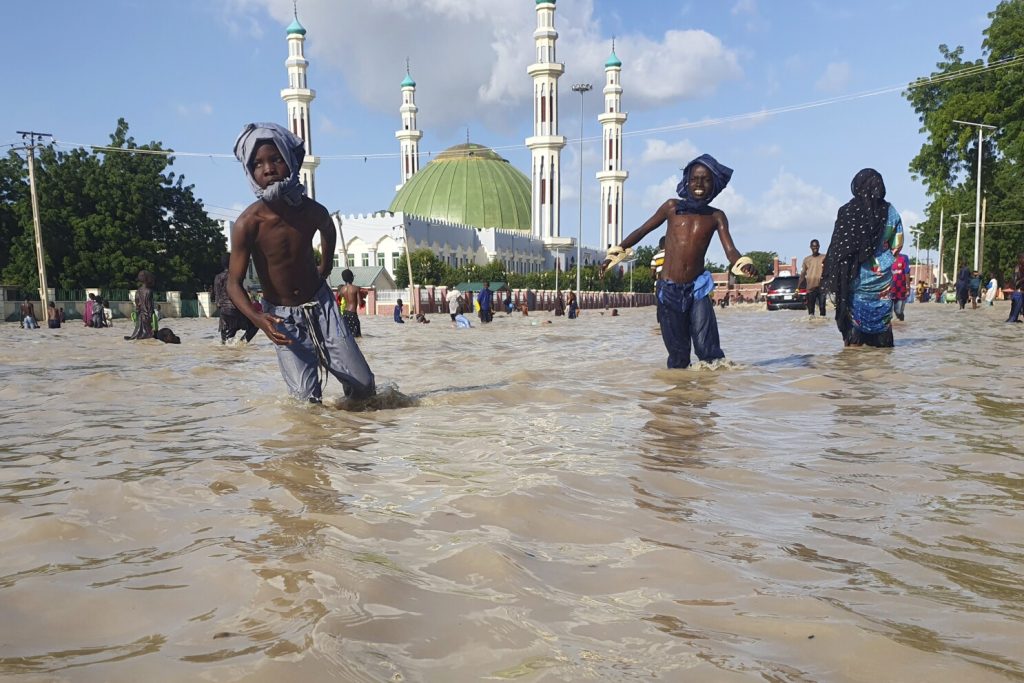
[393,222,417,316]
[571,82,591,299]
[554,248,559,294]
[953,119,995,271]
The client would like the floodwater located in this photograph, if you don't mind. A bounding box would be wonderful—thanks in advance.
[1,301,1022,683]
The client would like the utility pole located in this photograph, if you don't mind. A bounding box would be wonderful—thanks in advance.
[952,213,966,283]
[936,208,944,286]
[16,131,53,317]
[952,119,995,271]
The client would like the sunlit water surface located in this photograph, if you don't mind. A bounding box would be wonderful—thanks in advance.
[1,302,1022,682]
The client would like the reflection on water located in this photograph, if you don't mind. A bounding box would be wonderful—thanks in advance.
[1,303,1022,681]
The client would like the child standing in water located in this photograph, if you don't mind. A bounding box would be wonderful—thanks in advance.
[124,271,156,340]
[601,154,756,368]
[229,122,375,402]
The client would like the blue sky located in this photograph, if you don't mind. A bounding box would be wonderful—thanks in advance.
[1,0,993,265]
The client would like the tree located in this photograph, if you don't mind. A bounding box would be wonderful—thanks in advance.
[737,250,778,283]
[394,248,449,287]
[905,1,1024,283]
[0,119,226,292]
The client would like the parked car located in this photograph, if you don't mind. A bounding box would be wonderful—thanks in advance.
[764,275,807,310]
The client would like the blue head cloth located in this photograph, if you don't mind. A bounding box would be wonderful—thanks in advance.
[233,122,306,206]
[675,154,733,214]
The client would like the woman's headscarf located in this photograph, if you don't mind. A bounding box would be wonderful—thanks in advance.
[675,154,733,214]
[822,168,890,293]
[233,122,306,206]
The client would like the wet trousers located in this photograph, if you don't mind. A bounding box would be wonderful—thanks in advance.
[657,279,724,369]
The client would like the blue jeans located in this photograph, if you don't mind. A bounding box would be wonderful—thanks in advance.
[657,280,724,369]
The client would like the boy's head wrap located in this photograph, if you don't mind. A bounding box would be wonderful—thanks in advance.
[675,154,733,214]
[233,122,306,206]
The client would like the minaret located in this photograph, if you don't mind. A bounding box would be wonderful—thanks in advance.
[597,44,628,249]
[280,8,320,199]
[395,62,423,191]
[526,0,568,246]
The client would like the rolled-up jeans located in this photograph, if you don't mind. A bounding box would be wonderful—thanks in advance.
[657,279,724,369]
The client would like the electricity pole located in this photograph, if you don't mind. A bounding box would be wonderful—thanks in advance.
[16,131,53,317]
[952,119,995,271]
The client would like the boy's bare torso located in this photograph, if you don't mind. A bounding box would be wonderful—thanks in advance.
[662,206,727,283]
[235,199,328,306]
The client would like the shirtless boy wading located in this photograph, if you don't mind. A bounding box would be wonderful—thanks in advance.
[229,122,375,402]
[602,154,756,368]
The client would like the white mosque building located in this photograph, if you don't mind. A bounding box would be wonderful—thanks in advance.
[272,2,629,286]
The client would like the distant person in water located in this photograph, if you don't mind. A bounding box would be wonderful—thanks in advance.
[20,299,38,329]
[394,299,405,323]
[214,252,258,344]
[800,239,826,317]
[47,301,60,329]
[890,251,910,321]
[821,168,904,347]
[601,153,756,368]
[124,270,156,340]
[337,269,363,337]
[229,122,375,402]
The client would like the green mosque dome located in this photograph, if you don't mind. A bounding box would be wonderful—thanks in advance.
[389,144,531,232]
[286,18,306,35]
[605,50,621,68]
[401,73,416,88]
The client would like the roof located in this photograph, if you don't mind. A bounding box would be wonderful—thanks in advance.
[605,50,621,68]
[388,143,531,232]
[453,281,509,292]
[286,18,306,35]
[401,72,415,88]
[327,266,396,290]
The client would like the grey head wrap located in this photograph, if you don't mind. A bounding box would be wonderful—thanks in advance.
[233,122,306,206]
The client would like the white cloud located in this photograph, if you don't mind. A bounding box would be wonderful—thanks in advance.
[176,103,214,118]
[716,170,842,242]
[640,139,699,165]
[222,0,742,131]
[640,175,680,218]
[900,209,924,229]
[816,61,851,93]
[730,0,768,31]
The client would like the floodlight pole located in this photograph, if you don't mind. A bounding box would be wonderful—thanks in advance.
[571,83,591,298]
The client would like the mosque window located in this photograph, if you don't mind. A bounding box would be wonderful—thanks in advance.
[377,252,386,268]
[392,252,401,270]
[332,254,340,268]
[361,253,369,267]
[347,254,356,267]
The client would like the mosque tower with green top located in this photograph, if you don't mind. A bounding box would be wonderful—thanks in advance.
[526,0,571,250]
[280,8,320,199]
[395,64,423,192]
[597,44,627,250]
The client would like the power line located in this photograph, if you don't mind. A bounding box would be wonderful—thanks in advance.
[21,51,1024,164]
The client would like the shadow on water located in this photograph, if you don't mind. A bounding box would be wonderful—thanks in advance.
[750,353,816,369]
[634,380,715,473]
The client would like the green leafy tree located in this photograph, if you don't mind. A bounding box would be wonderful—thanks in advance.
[1,119,225,292]
[395,248,449,287]
[905,1,1024,283]
[737,250,777,283]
